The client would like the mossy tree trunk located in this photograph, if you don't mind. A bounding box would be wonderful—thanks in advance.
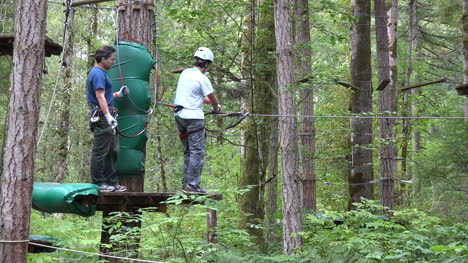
[375,0,397,213]
[348,0,374,209]
[56,9,75,183]
[294,0,316,211]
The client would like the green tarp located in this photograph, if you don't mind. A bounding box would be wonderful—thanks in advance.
[32,183,99,217]
[108,41,156,176]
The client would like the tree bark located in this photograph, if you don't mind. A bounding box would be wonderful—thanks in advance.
[117,0,154,191]
[0,0,48,261]
[274,0,303,254]
[402,0,420,201]
[348,0,374,210]
[256,0,279,249]
[294,0,316,211]
[56,9,75,183]
[463,0,468,121]
[238,0,269,251]
[375,0,397,213]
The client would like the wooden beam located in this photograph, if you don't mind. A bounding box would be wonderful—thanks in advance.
[376,79,390,91]
[336,81,360,90]
[400,78,447,91]
[170,68,186,74]
[71,0,113,7]
[295,76,312,84]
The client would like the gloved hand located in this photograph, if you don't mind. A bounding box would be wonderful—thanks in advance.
[105,113,118,129]
[211,104,222,113]
[115,86,129,98]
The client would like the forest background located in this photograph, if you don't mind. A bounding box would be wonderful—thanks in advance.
[0,0,466,262]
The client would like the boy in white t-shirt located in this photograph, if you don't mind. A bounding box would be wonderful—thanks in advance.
[174,47,221,193]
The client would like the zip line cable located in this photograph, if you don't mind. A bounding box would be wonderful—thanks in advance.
[28,242,165,263]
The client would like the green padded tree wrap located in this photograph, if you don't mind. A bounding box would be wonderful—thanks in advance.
[108,41,156,176]
[32,183,99,217]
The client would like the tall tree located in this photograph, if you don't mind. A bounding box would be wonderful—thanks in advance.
[401,0,420,200]
[294,0,316,210]
[348,0,374,209]
[273,0,303,254]
[0,0,48,261]
[238,0,266,250]
[56,8,75,183]
[463,0,468,119]
[256,0,279,247]
[375,0,397,213]
[116,0,154,192]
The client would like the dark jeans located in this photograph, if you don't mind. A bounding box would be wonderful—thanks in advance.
[175,116,206,188]
[90,117,119,185]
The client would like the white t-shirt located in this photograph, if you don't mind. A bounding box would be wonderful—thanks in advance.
[174,68,214,119]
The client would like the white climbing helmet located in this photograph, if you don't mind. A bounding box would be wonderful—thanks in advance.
[194,47,214,62]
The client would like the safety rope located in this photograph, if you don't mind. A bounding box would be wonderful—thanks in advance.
[37,1,73,147]
[110,7,152,138]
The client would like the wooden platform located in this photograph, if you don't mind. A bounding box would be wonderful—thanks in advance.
[96,191,222,212]
[0,35,63,57]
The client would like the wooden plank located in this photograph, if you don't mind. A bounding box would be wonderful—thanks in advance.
[400,78,447,91]
[455,84,468,96]
[376,79,390,91]
[0,35,62,57]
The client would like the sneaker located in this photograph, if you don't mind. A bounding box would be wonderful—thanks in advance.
[99,184,115,192]
[113,185,127,192]
[182,184,207,194]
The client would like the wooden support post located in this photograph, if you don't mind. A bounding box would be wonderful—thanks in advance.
[207,208,217,243]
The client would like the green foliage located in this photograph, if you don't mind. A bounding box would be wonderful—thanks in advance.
[301,199,468,262]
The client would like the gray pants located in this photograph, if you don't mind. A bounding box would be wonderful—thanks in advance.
[90,117,119,185]
[175,116,205,188]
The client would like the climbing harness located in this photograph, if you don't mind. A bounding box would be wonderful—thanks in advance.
[88,106,151,138]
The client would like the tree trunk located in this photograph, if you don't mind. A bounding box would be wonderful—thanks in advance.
[238,1,267,251]
[348,0,374,210]
[99,3,154,260]
[402,0,420,200]
[294,0,316,211]
[56,9,75,183]
[117,0,154,191]
[463,1,468,121]
[274,0,303,254]
[256,0,279,249]
[80,6,99,183]
[385,0,399,209]
[0,0,48,261]
[375,0,397,213]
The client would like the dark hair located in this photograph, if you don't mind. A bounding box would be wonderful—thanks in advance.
[94,46,116,63]
[194,57,211,69]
